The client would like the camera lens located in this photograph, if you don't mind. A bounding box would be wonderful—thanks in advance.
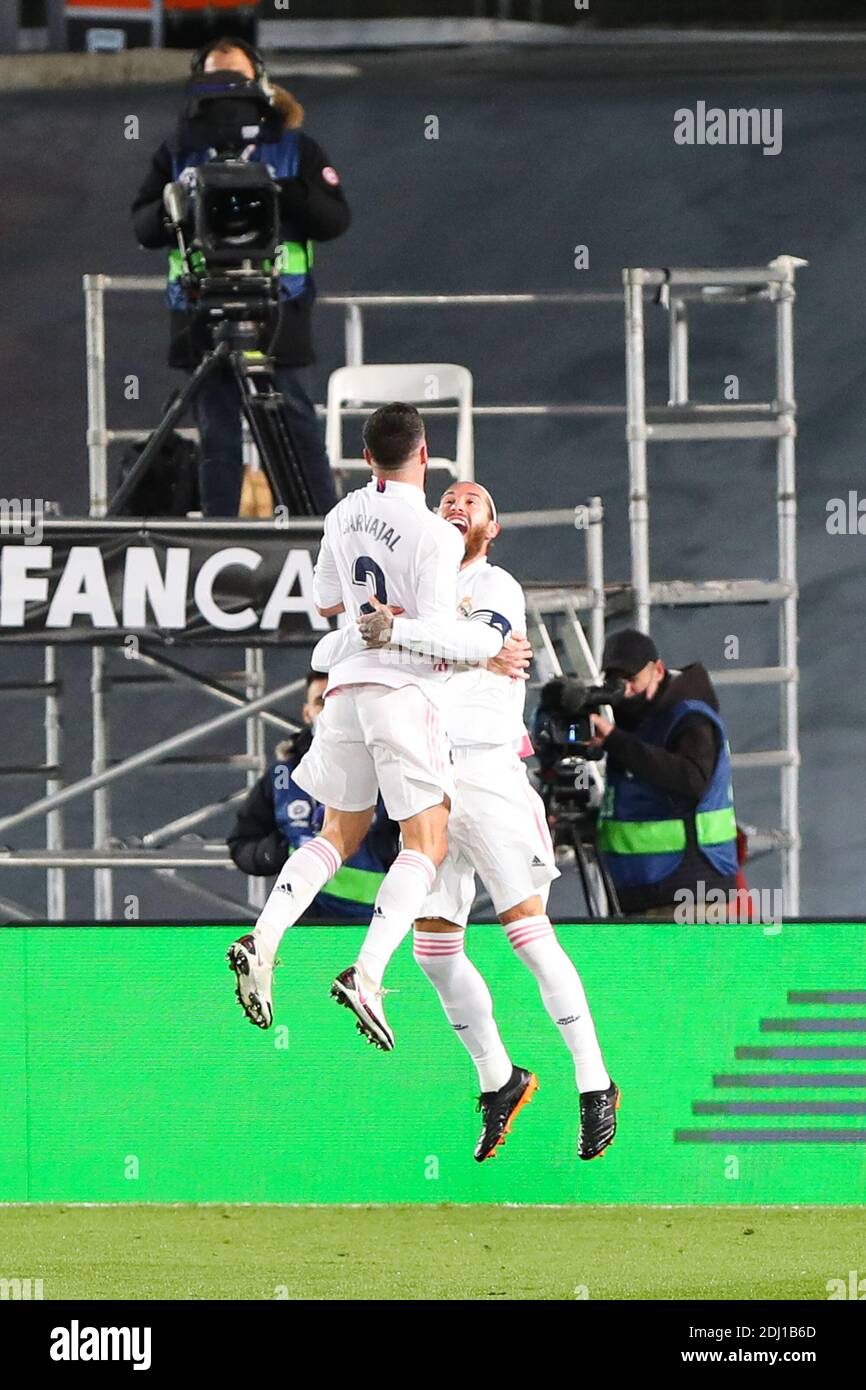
[204,189,269,246]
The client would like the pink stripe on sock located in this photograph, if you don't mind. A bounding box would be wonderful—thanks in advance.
[307,837,339,869]
[506,919,552,938]
[509,929,554,951]
[506,915,549,931]
[306,838,340,877]
[397,850,436,888]
[506,917,555,951]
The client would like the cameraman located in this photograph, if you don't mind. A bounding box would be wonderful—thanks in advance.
[588,629,740,922]
[131,36,350,517]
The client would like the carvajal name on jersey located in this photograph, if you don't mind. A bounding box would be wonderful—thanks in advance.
[340,513,402,551]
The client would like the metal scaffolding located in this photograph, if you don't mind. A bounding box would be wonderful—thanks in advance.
[0,513,600,921]
[623,257,804,912]
[0,265,802,918]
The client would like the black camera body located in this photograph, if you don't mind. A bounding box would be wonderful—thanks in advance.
[532,676,627,766]
[531,676,627,918]
[531,675,627,840]
[189,160,282,341]
[194,160,281,268]
[173,72,286,340]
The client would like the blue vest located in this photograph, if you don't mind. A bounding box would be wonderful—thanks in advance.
[271,761,392,920]
[166,130,314,310]
[597,698,738,890]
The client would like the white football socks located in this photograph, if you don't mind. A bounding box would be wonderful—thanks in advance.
[505,915,610,1093]
[357,849,437,987]
[413,929,513,1093]
[254,836,342,964]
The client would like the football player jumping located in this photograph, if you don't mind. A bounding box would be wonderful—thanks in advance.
[314,482,618,1164]
[226,407,530,1047]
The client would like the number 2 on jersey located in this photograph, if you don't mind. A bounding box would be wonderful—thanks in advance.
[353,555,388,615]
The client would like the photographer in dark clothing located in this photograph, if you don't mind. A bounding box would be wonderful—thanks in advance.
[228,673,399,926]
[131,36,350,517]
[588,630,742,921]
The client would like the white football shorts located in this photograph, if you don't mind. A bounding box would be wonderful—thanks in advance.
[293,681,454,823]
[420,744,559,925]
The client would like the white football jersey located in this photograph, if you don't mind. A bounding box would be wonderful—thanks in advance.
[443,555,529,749]
[312,476,466,692]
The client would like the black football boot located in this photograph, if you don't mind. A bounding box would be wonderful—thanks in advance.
[578,1079,620,1160]
[474,1066,538,1162]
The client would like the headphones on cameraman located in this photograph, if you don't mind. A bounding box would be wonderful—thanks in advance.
[190,36,271,90]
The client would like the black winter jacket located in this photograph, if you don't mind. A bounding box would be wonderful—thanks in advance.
[131,85,350,369]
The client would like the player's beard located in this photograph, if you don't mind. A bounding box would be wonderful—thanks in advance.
[462,521,489,564]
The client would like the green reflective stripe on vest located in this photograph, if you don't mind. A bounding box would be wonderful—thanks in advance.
[597,818,687,855]
[321,863,384,906]
[274,239,313,275]
[696,806,737,845]
[167,242,311,283]
[167,248,207,280]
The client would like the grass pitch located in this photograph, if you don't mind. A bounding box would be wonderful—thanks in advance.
[0,1205,858,1300]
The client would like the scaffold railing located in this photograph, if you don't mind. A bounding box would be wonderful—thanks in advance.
[0,268,801,919]
[623,255,804,913]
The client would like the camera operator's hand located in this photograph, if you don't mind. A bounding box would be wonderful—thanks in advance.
[588,712,614,744]
[486,633,532,681]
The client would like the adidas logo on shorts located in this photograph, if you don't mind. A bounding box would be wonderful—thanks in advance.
[531,855,546,867]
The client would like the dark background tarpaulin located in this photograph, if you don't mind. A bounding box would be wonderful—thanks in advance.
[0,524,326,645]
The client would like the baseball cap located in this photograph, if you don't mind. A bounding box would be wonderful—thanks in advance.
[601,629,659,680]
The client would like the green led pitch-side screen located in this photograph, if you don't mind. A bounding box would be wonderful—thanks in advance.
[1,924,864,1204]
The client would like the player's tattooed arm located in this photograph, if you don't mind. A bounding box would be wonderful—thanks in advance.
[358,595,394,646]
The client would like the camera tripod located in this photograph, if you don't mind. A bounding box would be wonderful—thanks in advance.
[559,809,622,919]
[109,322,317,518]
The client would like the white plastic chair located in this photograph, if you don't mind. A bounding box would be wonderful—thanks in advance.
[326,364,474,482]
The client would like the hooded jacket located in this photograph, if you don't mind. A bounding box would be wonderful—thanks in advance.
[131,85,350,369]
[597,664,739,910]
